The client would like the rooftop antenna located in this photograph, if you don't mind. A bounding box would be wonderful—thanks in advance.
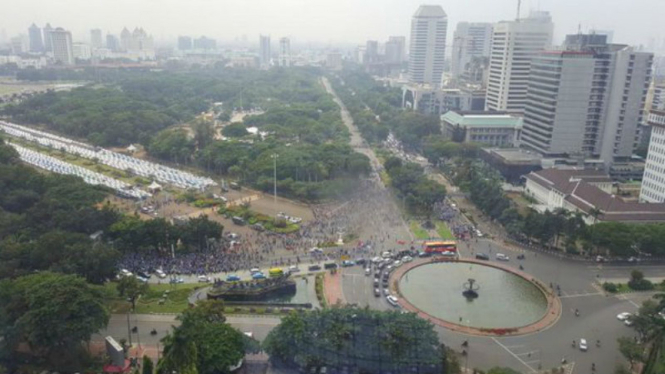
[578,23,582,35]
[516,0,521,20]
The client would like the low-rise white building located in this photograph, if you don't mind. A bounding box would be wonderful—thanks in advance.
[441,110,522,147]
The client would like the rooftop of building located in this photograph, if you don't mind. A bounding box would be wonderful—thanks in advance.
[483,148,543,163]
[413,5,447,18]
[525,168,665,222]
[442,110,523,128]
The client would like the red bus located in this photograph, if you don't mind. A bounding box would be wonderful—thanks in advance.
[423,240,457,254]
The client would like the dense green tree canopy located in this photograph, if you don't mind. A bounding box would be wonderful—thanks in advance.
[264,307,443,373]
[159,301,248,374]
[0,272,109,366]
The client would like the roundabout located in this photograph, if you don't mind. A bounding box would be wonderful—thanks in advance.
[391,258,561,336]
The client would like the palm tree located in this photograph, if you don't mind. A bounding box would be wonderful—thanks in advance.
[158,332,198,374]
[588,207,603,224]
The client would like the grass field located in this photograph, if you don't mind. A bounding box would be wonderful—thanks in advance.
[409,220,429,240]
[103,282,202,314]
[434,220,455,239]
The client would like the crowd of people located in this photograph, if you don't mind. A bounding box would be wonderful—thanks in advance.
[117,178,418,278]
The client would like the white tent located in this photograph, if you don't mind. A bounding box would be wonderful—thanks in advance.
[126,144,138,153]
[148,181,162,192]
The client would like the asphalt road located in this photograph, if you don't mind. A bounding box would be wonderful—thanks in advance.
[96,314,281,348]
[339,239,663,374]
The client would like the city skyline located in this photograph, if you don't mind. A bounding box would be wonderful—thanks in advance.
[2,0,665,49]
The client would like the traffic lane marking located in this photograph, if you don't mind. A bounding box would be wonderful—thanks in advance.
[492,338,538,373]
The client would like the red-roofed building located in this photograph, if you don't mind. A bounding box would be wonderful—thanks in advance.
[525,168,665,223]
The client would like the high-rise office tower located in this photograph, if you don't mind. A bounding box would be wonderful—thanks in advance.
[28,23,43,52]
[178,36,192,50]
[42,23,53,52]
[408,5,448,86]
[90,29,103,49]
[49,27,74,65]
[278,37,291,67]
[120,27,131,51]
[485,11,553,112]
[385,36,406,64]
[259,35,271,67]
[193,36,216,50]
[365,40,379,64]
[521,34,653,166]
[450,22,493,79]
[106,34,118,51]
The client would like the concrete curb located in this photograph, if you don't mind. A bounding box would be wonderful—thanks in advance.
[391,257,561,337]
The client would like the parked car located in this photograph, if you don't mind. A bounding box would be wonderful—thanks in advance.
[252,272,266,280]
[341,260,355,267]
[418,251,432,258]
[198,275,211,283]
[365,268,372,276]
[386,295,399,307]
[324,262,338,269]
[402,256,413,263]
[475,253,490,260]
[137,271,151,279]
[617,312,632,321]
[250,268,261,274]
[381,251,392,259]
[308,265,322,271]
[374,288,381,297]
[226,275,241,282]
[136,275,149,283]
[170,277,184,284]
[155,269,167,279]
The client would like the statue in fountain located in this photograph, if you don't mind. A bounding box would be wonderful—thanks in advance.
[462,278,480,299]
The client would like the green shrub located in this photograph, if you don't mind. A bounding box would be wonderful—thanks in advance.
[603,282,618,293]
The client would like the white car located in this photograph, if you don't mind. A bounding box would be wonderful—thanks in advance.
[250,268,261,274]
[579,338,588,351]
[402,256,413,263]
[310,247,323,254]
[120,269,132,277]
[440,251,456,257]
[198,276,211,283]
[365,268,372,276]
[386,295,399,307]
[393,260,402,268]
[289,265,300,273]
[371,256,382,264]
[136,275,149,283]
[382,251,392,259]
[617,312,632,321]
[155,269,167,279]
[496,253,510,261]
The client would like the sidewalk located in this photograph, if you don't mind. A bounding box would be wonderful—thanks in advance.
[323,271,345,306]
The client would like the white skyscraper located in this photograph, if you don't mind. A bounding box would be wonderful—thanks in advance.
[450,22,493,79]
[641,110,665,202]
[49,27,74,65]
[485,11,554,112]
[278,37,290,67]
[90,29,103,49]
[407,5,448,86]
[259,35,271,67]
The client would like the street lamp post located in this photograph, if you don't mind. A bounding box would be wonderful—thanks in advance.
[271,153,278,213]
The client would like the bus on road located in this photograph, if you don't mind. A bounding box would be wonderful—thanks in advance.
[423,240,457,254]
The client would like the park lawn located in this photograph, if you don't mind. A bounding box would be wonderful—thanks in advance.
[409,220,429,240]
[103,282,202,314]
[434,221,455,240]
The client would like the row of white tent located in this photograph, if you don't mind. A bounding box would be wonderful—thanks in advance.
[0,121,217,191]
[10,143,152,200]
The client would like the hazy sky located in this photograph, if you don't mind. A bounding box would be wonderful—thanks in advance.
[2,0,663,47]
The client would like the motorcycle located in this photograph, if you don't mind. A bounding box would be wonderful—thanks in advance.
[150,328,157,336]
